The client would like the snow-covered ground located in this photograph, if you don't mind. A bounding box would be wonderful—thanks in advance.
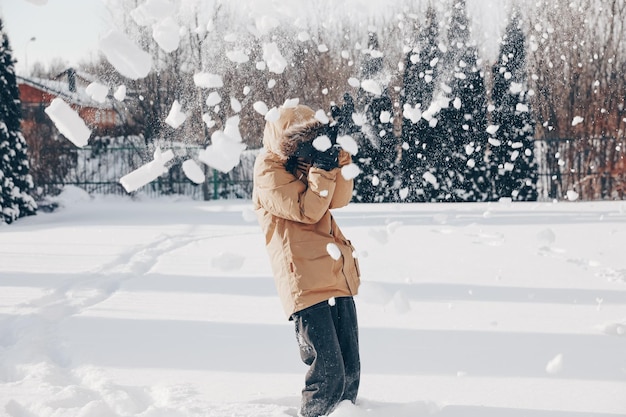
[1,187,625,417]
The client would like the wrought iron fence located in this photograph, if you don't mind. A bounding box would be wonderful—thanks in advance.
[34,137,625,201]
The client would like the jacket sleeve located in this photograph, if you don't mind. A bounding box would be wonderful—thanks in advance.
[254,156,337,224]
[330,150,354,209]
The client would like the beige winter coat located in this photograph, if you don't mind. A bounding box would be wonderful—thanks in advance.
[253,104,360,319]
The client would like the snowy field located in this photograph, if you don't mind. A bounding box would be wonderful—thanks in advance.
[1,187,625,417]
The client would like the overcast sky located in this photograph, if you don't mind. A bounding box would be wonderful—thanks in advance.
[0,0,511,77]
[0,0,110,75]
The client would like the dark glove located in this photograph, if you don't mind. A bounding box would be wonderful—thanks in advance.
[313,145,340,171]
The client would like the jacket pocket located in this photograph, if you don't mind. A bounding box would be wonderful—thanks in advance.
[289,240,341,290]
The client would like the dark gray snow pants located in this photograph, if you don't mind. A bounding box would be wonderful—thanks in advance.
[291,296,360,417]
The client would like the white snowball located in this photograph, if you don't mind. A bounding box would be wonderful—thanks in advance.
[44,98,91,147]
[313,135,332,152]
[113,85,127,101]
[486,125,500,135]
[205,91,222,107]
[315,109,330,124]
[99,29,152,80]
[85,82,109,103]
[265,107,280,122]
[422,171,438,186]
[263,42,288,74]
[361,79,382,96]
[337,135,358,155]
[341,163,361,180]
[226,49,249,64]
[182,159,205,184]
[253,101,269,116]
[152,17,180,53]
[165,100,186,129]
[545,353,564,374]
[326,243,341,260]
[194,72,223,89]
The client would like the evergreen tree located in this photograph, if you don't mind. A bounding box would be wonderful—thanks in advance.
[353,31,399,203]
[432,0,489,202]
[400,6,442,201]
[0,18,37,224]
[490,11,538,201]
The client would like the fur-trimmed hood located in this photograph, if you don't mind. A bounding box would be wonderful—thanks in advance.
[263,104,323,161]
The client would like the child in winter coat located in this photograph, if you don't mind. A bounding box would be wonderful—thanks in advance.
[253,103,361,417]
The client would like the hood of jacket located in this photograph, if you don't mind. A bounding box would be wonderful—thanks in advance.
[263,104,323,161]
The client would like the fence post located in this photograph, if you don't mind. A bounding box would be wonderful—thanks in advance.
[213,168,219,200]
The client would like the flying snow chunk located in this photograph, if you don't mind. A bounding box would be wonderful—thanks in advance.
[453,97,462,109]
[254,15,280,37]
[326,243,341,260]
[44,98,91,147]
[199,133,246,173]
[165,100,186,129]
[194,72,223,89]
[283,98,300,108]
[516,103,529,112]
[403,103,422,124]
[337,135,358,155]
[253,101,269,116]
[152,17,180,53]
[341,163,360,180]
[510,82,523,94]
[131,0,175,25]
[226,50,250,64]
[488,138,502,147]
[399,187,409,200]
[313,135,332,152]
[119,148,174,192]
[99,29,152,80]
[545,353,564,375]
[85,82,109,103]
[315,109,330,124]
[318,44,329,53]
[566,190,579,201]
[380,111,391,124]
[361,79,382,96]
[206,91,222,107]
[113,85,127,101]
[297,31,310,42]
[202,113,216,128]
[423,171,438,186]
[198,117,246,173]
[572,116,584,126]
[487,125,500,135]
[182,159,205,184]
[348,77,360,88]
[231,97,242,113]
[263,42,288,74]
[265,107,280,122]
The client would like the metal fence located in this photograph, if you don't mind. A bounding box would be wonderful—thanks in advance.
[37,145,258,200]
[36,137,625,201]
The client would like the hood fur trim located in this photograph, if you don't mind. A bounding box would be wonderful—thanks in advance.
[263,105,323,161]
